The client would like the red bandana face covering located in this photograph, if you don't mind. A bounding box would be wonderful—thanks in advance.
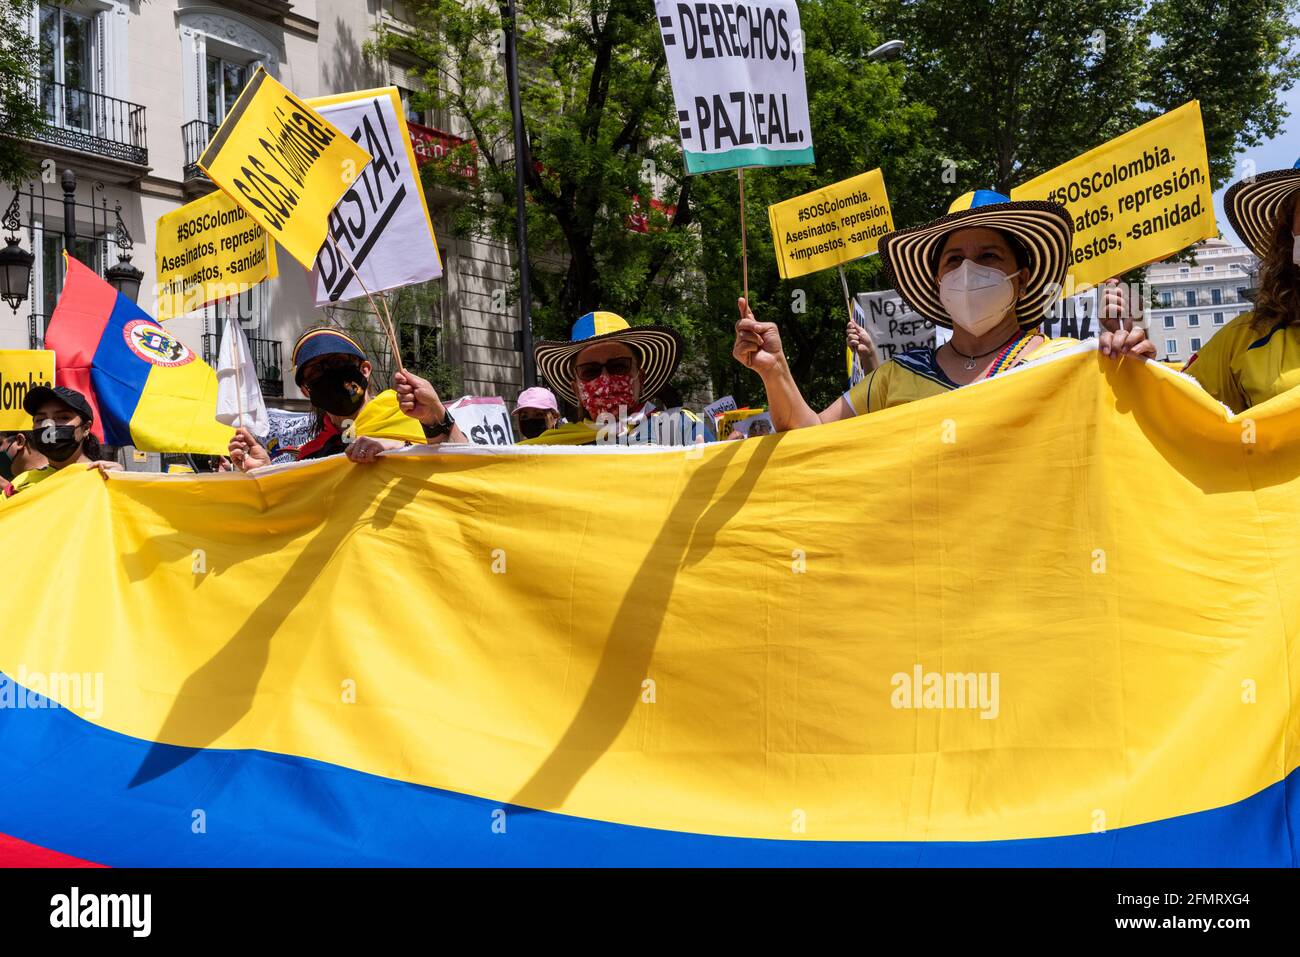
[578,373,638,420]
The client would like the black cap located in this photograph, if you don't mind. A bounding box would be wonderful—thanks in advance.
[23,384,94,424]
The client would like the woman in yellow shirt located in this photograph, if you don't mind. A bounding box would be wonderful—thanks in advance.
[1186,161,1300,413]
[733,190,1152,426]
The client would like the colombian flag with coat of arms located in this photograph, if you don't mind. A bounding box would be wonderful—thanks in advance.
[45,255,232,455]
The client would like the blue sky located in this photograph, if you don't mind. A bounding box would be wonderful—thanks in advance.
[1213,77,1300,245]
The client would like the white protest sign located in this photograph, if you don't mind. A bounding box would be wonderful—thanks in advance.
[655,0,814,174]
[854,290,937,363]
[308,87,442,305]
[1041,289,1100,340]
[732,412,773,437]
[703,394,738,420]
[447,395,514,446]
[701,394,738,438]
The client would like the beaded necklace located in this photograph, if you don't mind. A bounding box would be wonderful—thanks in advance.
[983,329,1043,379]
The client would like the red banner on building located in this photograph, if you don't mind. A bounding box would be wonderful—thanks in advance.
[408,122,478,180]
[627,195,677,233]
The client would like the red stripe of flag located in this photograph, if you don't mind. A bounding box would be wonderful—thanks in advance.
[45,255,118,442]
[0,832,104,868]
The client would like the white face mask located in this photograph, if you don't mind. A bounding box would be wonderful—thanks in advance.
[938,259,1017,336]
[1291,233,1300,265]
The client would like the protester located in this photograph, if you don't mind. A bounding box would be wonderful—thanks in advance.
[3,385,123,497]
[733,190,1152,427]
[512,386,562,441]
[0,429,47,496]
[1184,160,1300,412]
[527,311,703,445]
[229,328,464,470]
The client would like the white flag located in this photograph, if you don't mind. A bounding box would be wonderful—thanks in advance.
[216,316,269,435]
[307,88,443,305]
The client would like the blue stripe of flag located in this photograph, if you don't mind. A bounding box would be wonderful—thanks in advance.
[0,671,1296,867]
[88,293,152,446]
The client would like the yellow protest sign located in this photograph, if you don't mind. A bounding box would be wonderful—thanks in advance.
[0,350,54,429]
[154,189,278,320]
[1011,101,1215,291]
[197,67,372,269]
[768,169,894,279]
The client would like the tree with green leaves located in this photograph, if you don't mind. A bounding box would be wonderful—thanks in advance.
[1,0,45,185]
[375,0,931,405]
[373,0,702,348]
[874,0,1300,200]
[379,1,1300,411]
[700,0,1300,409]
[688,1,935,408]
[325,280,461,398]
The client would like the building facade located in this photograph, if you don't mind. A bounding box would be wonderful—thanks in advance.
[1144,238,1257,364]
[4,0,524,415]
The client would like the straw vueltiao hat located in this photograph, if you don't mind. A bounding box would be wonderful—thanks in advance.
[534,311,682,408]
[1223,160,1300,260]
[879,189,1074,329]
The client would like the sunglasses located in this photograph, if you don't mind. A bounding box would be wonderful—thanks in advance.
[576,357,635,381]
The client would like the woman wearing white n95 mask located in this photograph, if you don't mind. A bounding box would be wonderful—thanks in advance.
[733,189,1153,429]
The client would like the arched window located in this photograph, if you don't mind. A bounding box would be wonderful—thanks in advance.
[178,9,281,128]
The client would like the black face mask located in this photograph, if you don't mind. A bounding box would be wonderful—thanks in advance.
[0,444,14,481]
[308,367,368,417]
[518,416,548,439]
[30,425,82,462]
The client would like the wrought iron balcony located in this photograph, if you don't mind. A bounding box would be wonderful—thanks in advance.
[201,332,284,398]
[182,120,219,181]
[28,79,148,167]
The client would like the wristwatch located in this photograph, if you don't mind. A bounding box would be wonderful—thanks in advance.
[423,409,456,439]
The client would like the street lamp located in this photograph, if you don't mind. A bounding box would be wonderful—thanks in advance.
[3,174,145,319]
[1,191,32,312]
[867,40,906,62]
[104,194,143,302]
[105,254,143,302]
[0,236,34,312]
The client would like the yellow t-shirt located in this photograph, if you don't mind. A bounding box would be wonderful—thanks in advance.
[843,337,1078,415]
[1183,312,1300,414]
[2,465,56,499]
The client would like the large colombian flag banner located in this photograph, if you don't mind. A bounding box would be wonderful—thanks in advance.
[0,345,1297,866]
[45,255,232,455]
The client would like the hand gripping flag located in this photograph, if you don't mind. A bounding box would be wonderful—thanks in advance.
[45,255,233,455]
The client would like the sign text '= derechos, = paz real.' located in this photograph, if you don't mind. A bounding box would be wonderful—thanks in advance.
[655,1,813,173]
[662,3,803,152]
